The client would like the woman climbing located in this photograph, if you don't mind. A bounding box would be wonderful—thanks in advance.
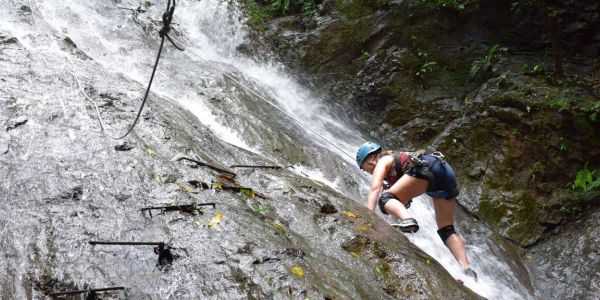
[356,141,478,281]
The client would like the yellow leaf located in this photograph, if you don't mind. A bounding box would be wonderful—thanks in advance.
[240,187,255,198]
[291,266,304,278]
[146,147,156,156]
[153,174,161,182]
[342,210,358,219]
[351,252,360,257]
[212,182,223,190]
[208,212,223,228]
[355,224,370,233]
[272,222,286,234]
[426,259,431,265]
[195,220,203,226]
[177,182,195,193]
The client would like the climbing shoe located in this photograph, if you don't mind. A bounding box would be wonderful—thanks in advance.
[464,268,478,282]
[391,218,419,233]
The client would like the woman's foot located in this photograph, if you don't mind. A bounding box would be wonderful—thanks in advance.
[391,218,419,233]
[464,268,478,282]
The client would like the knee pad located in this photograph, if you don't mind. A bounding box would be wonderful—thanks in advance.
[412,166,434,190]
[437,225,456,244]
[378,192,397,215]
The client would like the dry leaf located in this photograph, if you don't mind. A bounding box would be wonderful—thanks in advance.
[146,147,156,156]
[342,210,358,219]
[208,212,223,228]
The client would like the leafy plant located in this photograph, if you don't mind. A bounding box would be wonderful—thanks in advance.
[360,50,370,60]
[571,164,600,194]
[267,0,318,16]
[257,204,268,214]
[579,101,600,122]
[245,1,268,27]
[470,44,507,79]
[423,0,467,10]
[559,137,567,151]
[416,61,437,78]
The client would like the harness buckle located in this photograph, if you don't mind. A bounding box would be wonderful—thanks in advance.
[431,151,446,164]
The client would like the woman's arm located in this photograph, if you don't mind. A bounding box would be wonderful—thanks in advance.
[366,156,392,210]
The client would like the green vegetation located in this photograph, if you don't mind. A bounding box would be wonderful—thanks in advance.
[416,61,438,79]
[470,44,507,80]
[422,0,468,10]
[571,164,600,195]
[243,0,319,24]
[266,0,318,16]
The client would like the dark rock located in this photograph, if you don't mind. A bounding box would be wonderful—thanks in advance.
[284,247,305,259]
[468,162,486,179]
[0,36,18,44]
[114,142,134,151]
[487,105,524,122]
[60,186,83,201]
[319,202,337,214]
[6,116,27,131]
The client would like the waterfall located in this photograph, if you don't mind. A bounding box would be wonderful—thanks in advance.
[0,0,535,298]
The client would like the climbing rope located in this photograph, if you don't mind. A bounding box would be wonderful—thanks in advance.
[76,0,179,140]
[81,0,356,159]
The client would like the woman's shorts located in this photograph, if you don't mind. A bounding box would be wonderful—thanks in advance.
[408,154,458,199]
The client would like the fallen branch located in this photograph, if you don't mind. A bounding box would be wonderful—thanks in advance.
[171,154,237,178]
[141,202,216,217]
[229,164,286,170]
[48,286,125,297]
[89,241,174,266]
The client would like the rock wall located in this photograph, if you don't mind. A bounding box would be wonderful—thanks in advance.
[245,0,600,297]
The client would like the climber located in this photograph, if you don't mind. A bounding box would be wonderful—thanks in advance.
[356,142,478,281]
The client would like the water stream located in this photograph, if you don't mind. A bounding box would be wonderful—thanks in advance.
[0,0,535,298]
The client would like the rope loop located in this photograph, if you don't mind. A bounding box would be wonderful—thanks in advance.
[159,0,175,38]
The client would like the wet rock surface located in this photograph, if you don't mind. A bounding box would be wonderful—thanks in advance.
[527,210,600,299]
[0,4,480,299]
[248,0,600,298]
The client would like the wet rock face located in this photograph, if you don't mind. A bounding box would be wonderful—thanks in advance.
[527,210,600,299]
[0,21,479,300]
[249,0,600,296]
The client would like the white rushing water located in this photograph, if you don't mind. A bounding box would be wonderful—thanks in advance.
[1,0,534,298]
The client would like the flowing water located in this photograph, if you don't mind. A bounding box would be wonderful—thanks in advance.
[0,0,536,298]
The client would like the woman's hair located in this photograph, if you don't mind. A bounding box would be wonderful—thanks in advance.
[366,150,393,162]
[381,150,394,156]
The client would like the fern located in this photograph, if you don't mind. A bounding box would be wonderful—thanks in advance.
[470,44,507,79]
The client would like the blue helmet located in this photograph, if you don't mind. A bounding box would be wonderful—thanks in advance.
[356,142,382,168]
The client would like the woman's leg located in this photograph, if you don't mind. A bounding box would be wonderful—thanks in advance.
[432,197,470,269]
[383,175,428,219]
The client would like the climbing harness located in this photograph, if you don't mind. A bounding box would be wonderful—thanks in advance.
[77,0,183,140]
[399,150,446,174]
